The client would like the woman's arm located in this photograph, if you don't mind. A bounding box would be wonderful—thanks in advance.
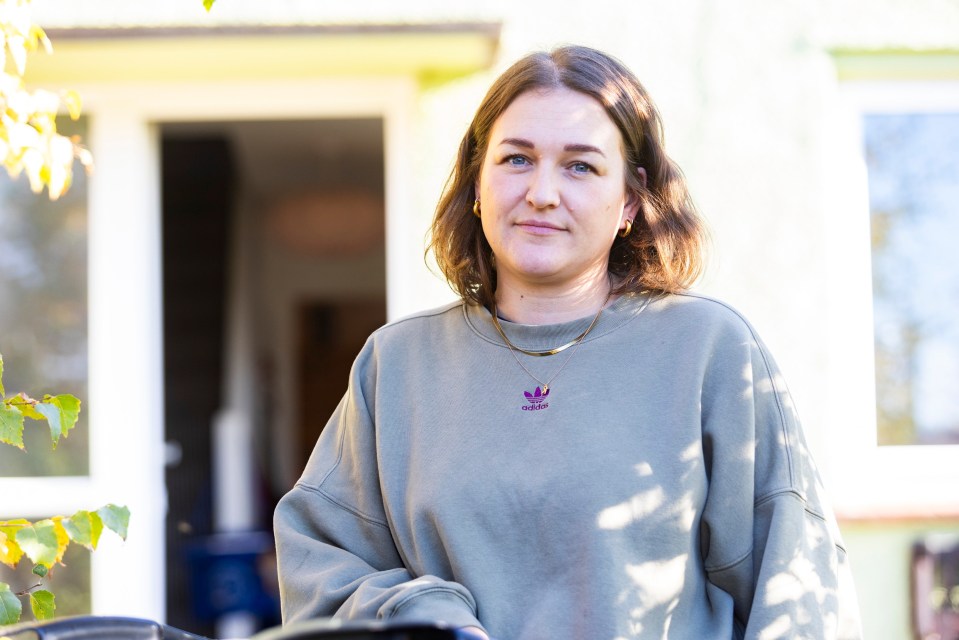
[274,340,485,631]
[699,312,862,639]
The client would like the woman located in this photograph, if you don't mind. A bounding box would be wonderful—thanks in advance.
[274,46,861,639]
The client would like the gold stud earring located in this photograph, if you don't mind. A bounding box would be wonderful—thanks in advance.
[473,199,481,218]
[618,218,633,238]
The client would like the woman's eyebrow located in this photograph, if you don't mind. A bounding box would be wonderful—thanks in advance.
[498,137,535,149]
[564,143,605,156]
[498,138,606,157]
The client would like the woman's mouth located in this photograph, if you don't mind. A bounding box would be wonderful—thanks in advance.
[516,220,563,235]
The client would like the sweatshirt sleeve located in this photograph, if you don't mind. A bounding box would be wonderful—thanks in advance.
[273,338,483,630]
[699,313,863,639]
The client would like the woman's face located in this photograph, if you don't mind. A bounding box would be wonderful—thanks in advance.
[476,87,639,295]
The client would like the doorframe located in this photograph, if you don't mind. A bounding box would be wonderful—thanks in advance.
[61,76,418,621]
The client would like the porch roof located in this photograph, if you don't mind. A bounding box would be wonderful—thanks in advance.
[26,22,501,85]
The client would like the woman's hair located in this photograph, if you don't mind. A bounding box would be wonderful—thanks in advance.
[428,45,707,307]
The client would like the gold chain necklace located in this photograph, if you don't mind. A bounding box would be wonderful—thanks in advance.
[502,337,580,396]
[489,292,609,357]
[490,289,611,396]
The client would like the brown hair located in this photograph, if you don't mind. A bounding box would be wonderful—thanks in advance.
[428,45,707,307]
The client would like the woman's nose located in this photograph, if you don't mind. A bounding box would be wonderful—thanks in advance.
[526,168,560,210]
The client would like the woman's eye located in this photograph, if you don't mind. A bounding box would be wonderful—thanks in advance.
[505,155,529,167]
[570,161,594,174]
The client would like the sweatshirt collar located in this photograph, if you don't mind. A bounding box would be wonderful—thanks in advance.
[463,292,654,352]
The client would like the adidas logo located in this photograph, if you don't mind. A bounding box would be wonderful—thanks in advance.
[522,386,550,411]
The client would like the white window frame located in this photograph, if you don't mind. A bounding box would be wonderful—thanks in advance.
[823,79,959,519]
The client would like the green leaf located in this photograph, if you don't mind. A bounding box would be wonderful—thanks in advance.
[0,352,5,397]
[30,395,81,448]
[34,402,62,448]
[32,563,48,577]
[203,0,216,10]
[38,394,80,445]
[97,505,130,540]
[30,589,55,621]
[0,582,22,626]
[0,402,25,449]
[62,510,103,550]
[54,394,80,437]
[15,520,58,568]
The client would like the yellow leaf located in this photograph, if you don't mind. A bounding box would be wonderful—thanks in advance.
[1,69,21,93]
[4,158,24,179]
[5,89,32,121]
[0,529,24,569]
[51,519,70,565]
[22,147,44,193]
[63,90,82,120]
[76,146,94,172]
[3,4,33,40]
[10,393,42,421]
[47,172,68,200]
[31,89,60,117]
[29,25,52,55]
[7,122,40,152]
[38,163,51,192]
[46,134,74,200]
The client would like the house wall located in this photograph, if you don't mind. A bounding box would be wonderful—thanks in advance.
[24,0,959,637]
[844,520,959,640]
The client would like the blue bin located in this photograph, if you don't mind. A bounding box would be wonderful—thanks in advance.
[185,531,279,622]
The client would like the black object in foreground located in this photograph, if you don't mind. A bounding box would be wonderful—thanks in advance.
[0,615,211,639]
[251,619,489,640]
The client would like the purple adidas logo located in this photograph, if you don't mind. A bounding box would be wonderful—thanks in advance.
[522,386,550,411]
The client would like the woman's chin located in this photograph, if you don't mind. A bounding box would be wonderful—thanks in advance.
[499,260,563,282]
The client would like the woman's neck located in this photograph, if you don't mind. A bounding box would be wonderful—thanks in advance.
[493,271,614,325]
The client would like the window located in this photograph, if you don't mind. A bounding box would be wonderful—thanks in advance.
[0,117,92,619]
[823,74,959,517]
[865,111,959,446]
[0,118,89,476]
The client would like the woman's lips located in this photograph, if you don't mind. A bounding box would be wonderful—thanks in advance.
[516,220,563,235]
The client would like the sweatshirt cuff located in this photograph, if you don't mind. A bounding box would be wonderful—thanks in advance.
[386,586,482,630]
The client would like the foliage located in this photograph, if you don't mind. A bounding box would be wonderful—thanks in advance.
[0,507,130,625]
[0,355,81,450]
[0,0,129,627]
[0,0,92,200]
[0,0,233,626]
[0,354,129,626]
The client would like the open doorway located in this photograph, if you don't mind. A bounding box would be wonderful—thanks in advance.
[161,118,386,635]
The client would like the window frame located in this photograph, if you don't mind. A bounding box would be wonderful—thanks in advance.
[825,77,959,519]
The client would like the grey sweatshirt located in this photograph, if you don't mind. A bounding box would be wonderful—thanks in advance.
[274,292,862,640]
